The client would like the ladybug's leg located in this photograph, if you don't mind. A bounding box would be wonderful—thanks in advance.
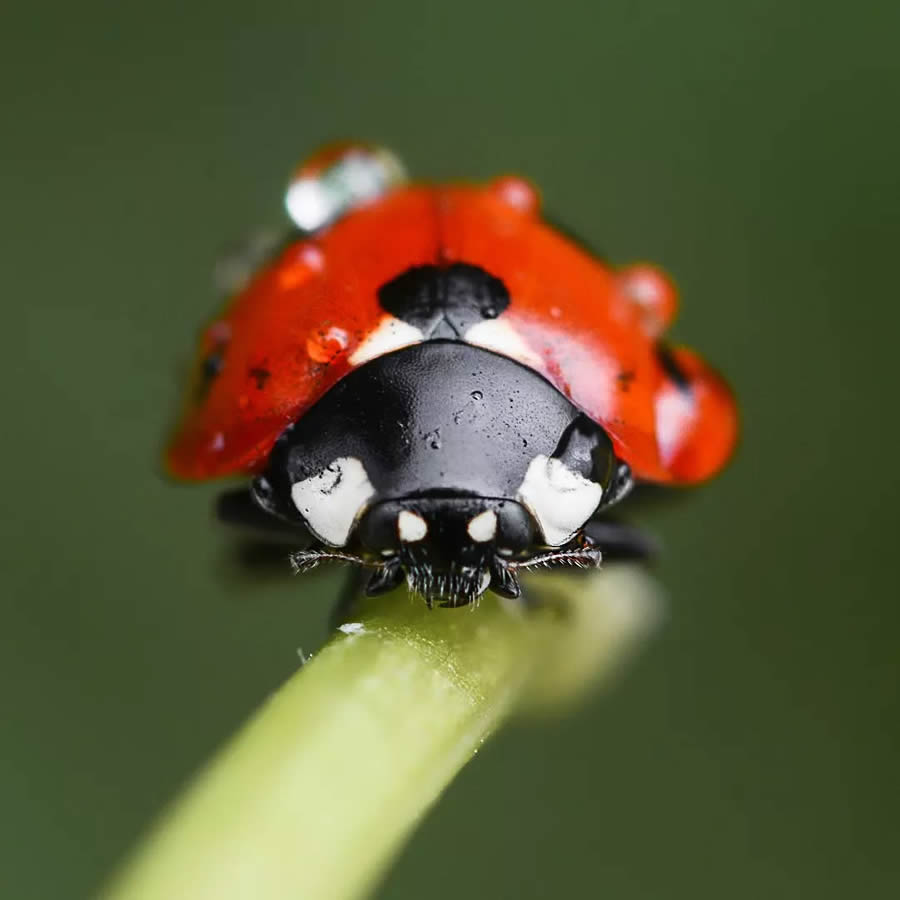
[216,487,314,581]
[581,517,658,562]
[215,488,313,572]
[216,487,313,543]
[622,482,680,510]
[504,522,656,613]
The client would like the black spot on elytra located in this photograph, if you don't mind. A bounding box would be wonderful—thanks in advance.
[195,345,227,402]
[249,366,271,390]
[655,343,691,392]
[616,370,636,391]
[203,352,224,380]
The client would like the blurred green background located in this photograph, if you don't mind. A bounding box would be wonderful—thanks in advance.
[3,1,898,897]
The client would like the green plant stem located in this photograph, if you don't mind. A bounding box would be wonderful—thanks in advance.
[100,565,659,900]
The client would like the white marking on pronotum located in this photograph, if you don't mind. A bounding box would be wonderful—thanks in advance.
[463,319,543,368]
[397,510,428,543]
[290,456,375,546]
[516,454,604,546]
[348,314,424,366]
[467,509,498,542]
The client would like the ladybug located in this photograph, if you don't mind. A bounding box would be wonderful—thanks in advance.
[167,143,737,607]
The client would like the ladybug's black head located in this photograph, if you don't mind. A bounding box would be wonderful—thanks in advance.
[354,494,539,606]
[258,341,626,606]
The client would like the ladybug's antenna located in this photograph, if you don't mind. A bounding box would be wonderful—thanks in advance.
[289,548,374,574]
[511,547,602,571]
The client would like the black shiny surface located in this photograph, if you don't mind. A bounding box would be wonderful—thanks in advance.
[257,341,608,523]
[377,263,511,338]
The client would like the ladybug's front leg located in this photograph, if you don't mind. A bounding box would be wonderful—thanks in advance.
[216,487,314,544]
[503,521,656,615]
[215,487,315,579]
[580,517,658,562]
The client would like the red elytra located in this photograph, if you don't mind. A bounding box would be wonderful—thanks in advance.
[167,174,737,485]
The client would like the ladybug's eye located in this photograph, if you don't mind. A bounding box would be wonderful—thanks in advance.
[284,143,407,233]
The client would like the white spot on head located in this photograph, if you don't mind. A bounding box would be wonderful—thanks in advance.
[397,510,428,543]
[290,456,375,546]
[467,509,498,542]
[464,318,543,369]
[348,314,424,366]
[516,454,604,546]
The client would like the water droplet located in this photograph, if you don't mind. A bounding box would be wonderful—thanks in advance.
[306,326,349,363]
[278,244,323,289]
[205,321,232,344]
[489,175,540,215]
[298,244,325,271]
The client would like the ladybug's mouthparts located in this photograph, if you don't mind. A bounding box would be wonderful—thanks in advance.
[404,563,493,609]
[288,544,602,609]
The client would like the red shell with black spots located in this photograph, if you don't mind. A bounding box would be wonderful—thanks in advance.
[166,157,737,485]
